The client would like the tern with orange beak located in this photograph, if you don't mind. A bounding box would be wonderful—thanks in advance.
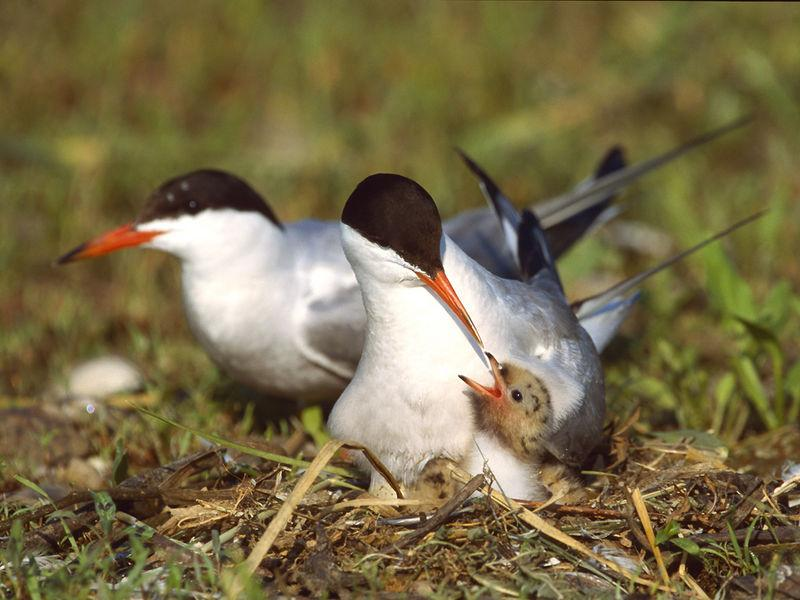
[328,174,603,498]
[58,169,366,401]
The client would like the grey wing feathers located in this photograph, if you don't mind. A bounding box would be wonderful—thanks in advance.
[298,288,365,381]
[545,331,606,467]
[457,145,630,282]
[443,208,519,280]
[458,146,625,286]
[544,146,626,258]
[289,221,366,381]
[577,292,640,353]
[456,116,748,276]
[536,116,750,228]
[517,209,563,292]
[456,148,521,270]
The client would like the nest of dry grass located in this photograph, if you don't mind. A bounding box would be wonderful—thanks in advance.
[2,410,799,598]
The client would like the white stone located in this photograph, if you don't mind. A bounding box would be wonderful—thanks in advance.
[58,355,144,399]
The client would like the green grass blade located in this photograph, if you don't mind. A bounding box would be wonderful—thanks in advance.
[784,360,800,423]
[734,356,779,429]
[13,475,53,504]
[137,407,354,478]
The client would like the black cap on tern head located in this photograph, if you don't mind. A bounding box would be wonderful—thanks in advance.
[343,173,485,346]
[137,169,282,228]
[342,173,443,276]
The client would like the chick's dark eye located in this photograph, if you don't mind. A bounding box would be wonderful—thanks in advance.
[511,389,523,402]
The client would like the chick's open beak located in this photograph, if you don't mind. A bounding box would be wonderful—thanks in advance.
[417,269,483,347]
[459,352,506,402]
[57,223,164,264]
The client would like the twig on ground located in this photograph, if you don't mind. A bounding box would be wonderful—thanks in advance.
[688,524,800,545]
[630,487,670,586]
[712,477,763,530]
[385,474,485,551]
[518,501,627,520]
[0,448,224,534]
[115,511,202,562]
[326,498,426,513]
[621,485,651,550]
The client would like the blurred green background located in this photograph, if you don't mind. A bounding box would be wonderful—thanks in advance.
[2,2,799,438]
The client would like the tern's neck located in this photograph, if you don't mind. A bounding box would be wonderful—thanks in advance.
[162,213,296,374]
[440,236,492,301]
[348,234,489,369]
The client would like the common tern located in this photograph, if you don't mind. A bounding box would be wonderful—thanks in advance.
[58,170,363,401]
[328,173,603,498]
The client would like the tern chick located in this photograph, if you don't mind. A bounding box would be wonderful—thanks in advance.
[459,353,556,500]
[460,353,553,461]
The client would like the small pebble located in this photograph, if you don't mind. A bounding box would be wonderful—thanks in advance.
[52,355,145,400]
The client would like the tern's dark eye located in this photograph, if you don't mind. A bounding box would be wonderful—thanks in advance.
[511,389,523,402]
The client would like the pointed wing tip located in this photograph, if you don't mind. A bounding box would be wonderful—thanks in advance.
[720,207,769,236]
[595,145,627,179]
[574,209,767,316]
[691,114,754,148]
[456,150,509,212]
[455,147,487,181]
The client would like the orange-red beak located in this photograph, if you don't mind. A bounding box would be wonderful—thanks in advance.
[57,223,164,264]
[459,353,505,402]
[417,269,483,347]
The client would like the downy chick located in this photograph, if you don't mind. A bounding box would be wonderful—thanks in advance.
[460,353,586,501]
[459,353,554,500]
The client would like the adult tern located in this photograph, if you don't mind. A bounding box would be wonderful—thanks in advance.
[328,171,762,498]
[328,173,603,498]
